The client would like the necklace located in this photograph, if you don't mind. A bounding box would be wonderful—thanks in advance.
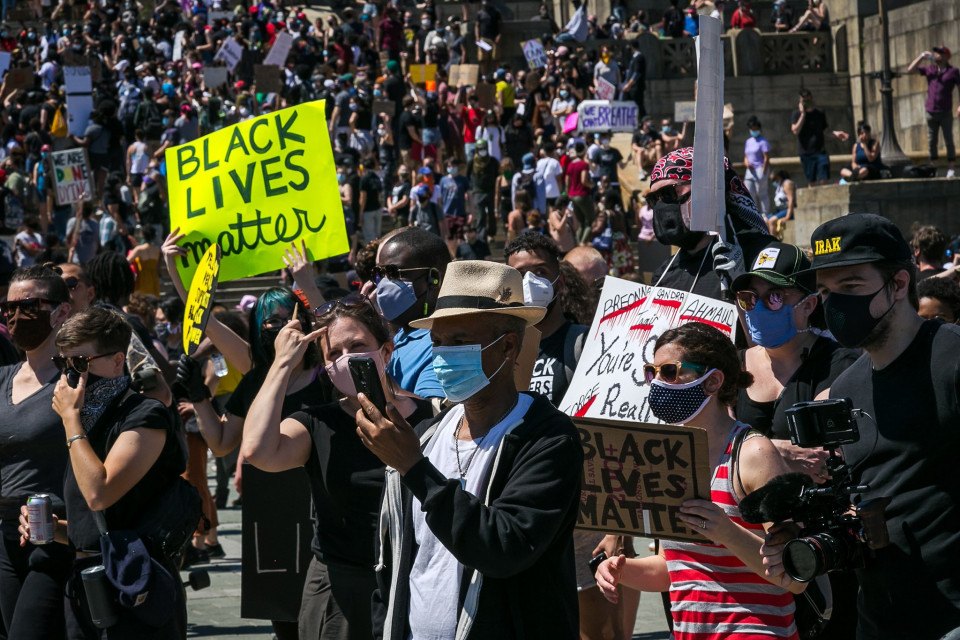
[454,397,519,489]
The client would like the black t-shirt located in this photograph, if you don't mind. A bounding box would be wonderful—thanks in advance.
[0,364,67,519]
[735,337,859,439]
[396,111,420,150]
[360,172,382,212]
[830,321,960,638]
[476,5,501,39]
[291,398,434,566]
[791,108,828,155]
[391,182,411,219]
[595,147,623,181]
[225,366,333,419]
[456,239,491,260]
[529,322,587,406]
[65,391,185,551]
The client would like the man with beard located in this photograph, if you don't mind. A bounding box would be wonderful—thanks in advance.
[647,147,773,301]
[762,213,960,639]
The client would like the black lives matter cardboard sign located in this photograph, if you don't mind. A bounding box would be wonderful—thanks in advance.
[575,417,711,542]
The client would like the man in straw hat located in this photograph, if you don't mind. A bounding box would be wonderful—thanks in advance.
[356,260,582,639]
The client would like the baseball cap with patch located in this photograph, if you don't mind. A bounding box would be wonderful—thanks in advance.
[807,213,912,271]
[733,242,814,293]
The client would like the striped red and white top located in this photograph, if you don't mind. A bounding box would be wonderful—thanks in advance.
[661,422,798,640]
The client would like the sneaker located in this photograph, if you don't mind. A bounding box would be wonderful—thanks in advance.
[206,543,226,559]
[947,169,956,178]
[838,178,848,185]
[182,545,210,568]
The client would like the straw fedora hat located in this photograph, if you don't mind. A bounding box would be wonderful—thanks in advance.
[409,261,546,330]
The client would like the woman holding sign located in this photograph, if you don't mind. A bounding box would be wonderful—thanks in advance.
[242,294,433,640]
[595,322,805,640]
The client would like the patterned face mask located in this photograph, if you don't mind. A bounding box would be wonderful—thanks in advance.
[80,375,131,432]
[647,369,716,424]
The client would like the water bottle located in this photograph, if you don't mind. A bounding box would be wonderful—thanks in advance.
[211,353,229,378]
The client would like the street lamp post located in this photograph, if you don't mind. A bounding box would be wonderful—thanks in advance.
[876,0,909,170]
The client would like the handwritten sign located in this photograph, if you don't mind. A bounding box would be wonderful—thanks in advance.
[203,67,229,89]
[575,417,711,542]
[595,76,616,101]
[409,64,437,84]
[182,244,221,356]
[449,64,479,87]
[560,276,736,421]
[165,101,349,285]
[215,37,243,72]
[264,31,294,67]
[63,67,93,137]
[576,101,638,133]
[254,65,283,94]
[372,99,395,117]
[521,38,548,70]
[674,101,696,123]
[51,149,92,206]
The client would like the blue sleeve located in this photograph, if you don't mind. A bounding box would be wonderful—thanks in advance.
[413,362,445,399]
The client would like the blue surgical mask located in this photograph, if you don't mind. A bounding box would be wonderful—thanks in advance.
[749,130,761,138]
[745,300,800,348]
[647,369,715,424]
[376,277,418,321]
[432,335,507,402]
[560,90,569,98]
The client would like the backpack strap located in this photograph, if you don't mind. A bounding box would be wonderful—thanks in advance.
[562,324,588,387]
[731,424,762,504]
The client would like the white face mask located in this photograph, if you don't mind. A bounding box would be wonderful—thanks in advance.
[522,271,557,307]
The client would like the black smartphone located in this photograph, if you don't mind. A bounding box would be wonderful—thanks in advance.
[349,356,387,415]
[588,552,608,577]
[66,369,81,389]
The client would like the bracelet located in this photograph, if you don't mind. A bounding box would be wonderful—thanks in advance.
[66,434,87,449]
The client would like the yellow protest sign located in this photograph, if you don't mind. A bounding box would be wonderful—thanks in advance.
[183,244,222,356]
[165,101,349,284]
[409,64,437,84]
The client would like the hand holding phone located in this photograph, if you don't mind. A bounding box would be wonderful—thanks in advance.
[349,357,387,415]
[66,369,81,389]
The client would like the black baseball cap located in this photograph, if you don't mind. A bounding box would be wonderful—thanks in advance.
[733,242,814,293]
[806,213,912,271]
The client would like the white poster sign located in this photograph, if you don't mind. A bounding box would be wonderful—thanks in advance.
[51,149,93,205]
[215,36,243,72]
[63,67,93,136]
[264,31,294,67]
[560,277,736,421]
[595,76,616,101]
[173,30,186,61]
[674,101,696,123]
[577,101,638,133]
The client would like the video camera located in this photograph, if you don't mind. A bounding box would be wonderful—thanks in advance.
[740,399,890,583]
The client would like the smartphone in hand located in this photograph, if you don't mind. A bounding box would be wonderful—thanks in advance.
[66,369,81,389]
[349,357,387,415]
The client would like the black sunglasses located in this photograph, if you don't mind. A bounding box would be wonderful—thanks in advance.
[64,276,81,290]
[52,352,117,373]
[0,297,63,318]
[372,265,432,284]
[645,186,692,207]
[314,292,372,317]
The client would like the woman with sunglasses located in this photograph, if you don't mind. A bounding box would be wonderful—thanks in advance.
[242,294,433,640]
[0,265,73,640]
[595,322,804,639]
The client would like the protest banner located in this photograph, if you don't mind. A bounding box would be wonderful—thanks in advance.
[449,64,479,87]
[576,101,638,133]
[254,64,283,94]
[409,64,437,84]
[674,100,696,123]
[215,36,243,72]
[521,38,548,70]
[575,416,711,542]
[241,466,313,621]
[372,99,395,117]
[264,31,294,67]
[165,100,349,285]
[51,149,93,206]
[173,30,186,61]
[3,67,33,92]
[595,76,616,101]
[208,9,234,22]
[203,67,229,89]
[182,244,221,356]
[559,276,736,422]
[691,16,726,239]
[64,67,94,137]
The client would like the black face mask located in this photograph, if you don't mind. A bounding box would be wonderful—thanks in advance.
[259,328,281,361]
[822,281,895,348]
[652,201,706,251]
[8,311,55,352]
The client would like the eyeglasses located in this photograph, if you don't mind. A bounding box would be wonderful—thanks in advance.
[52,352,117,373]
[372,265,431,284]
[63,277,81,290]
[645,185,691,207]
[642,361,708,384]
[314,292,372,317]
[0,298,62,318]
[735,289,788,312]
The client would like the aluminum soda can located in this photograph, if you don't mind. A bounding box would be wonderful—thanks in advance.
[26,494,54,544]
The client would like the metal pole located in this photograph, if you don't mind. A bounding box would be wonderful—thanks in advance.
[876,0,909,168]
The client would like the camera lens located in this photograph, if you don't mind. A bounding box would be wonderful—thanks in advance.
[783,533,846,582]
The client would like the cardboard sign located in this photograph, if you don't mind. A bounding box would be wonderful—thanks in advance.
[182,244,222,356]
[3,67,33,92]
[254,64,283,94]
[63,67,93,137]
[409,64,437,84]
[51,149,93,206]
[521,38,548,70]
[674,100,696,123]
[165,101,350,285]
[203,67,229,89]
[264,31,294,67]
[476,83,496,110]
[372,99,396,117]
[577,101,638,133]
[575,417,712,542]
[559,276,737,421]
[449,64,479,87]
[595,76,616,101]
[240,466,313,621]
[215,36,243,72]
[208,9,234,23]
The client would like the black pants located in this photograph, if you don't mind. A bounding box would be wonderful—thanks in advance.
[65,555,186,640]
[298,557,378,640]
[0,522,72,640]
[473,191,495,240]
